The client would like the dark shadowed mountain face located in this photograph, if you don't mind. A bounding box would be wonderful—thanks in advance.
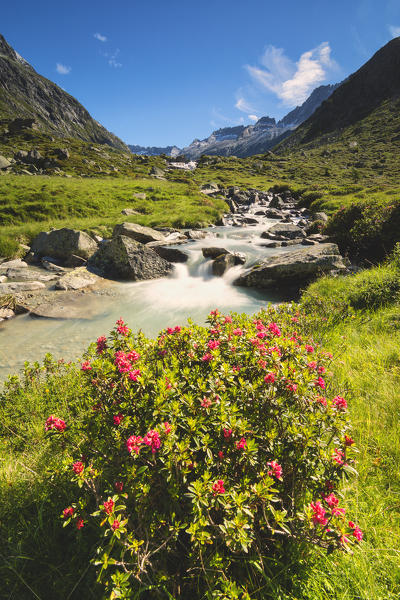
[0,34,127,150]
[179,84,338,159]
[281,37,400,148]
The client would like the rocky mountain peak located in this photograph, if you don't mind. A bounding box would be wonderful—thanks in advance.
[0,33,127,150]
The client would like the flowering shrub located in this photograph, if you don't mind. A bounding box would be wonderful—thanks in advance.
[47,307,361,599]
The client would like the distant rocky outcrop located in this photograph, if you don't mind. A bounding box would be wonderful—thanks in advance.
[128,144,181,157]
[179,84,338,159]
[0,34,127,149]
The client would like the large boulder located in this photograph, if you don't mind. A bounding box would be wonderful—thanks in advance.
[212,254,237,276]
[234,243,346,289]
[0,155,11,170]
[55,267,102,290]
[261,223,306,240]
[113,222,166,244]
[30,228,98,261]
[88,235,173,281]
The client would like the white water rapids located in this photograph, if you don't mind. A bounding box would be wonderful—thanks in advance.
[0,215,302,382]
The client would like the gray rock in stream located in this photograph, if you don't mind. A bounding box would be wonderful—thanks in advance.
[234,243,346,289]
[0,259,28,271]
[5,268,57,282]
[212,254,237,276]
[261,223,306,240]
[0,281,46,293]
[88,235,173,281]
[55,267,102,290]
[113,222,166,244]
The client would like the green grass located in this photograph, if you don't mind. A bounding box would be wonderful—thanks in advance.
[292,268,400,600]
[0,175,228,255]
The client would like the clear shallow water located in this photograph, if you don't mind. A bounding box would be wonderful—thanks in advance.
[0,216,300,382]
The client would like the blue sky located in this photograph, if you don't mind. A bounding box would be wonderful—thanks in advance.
[2,0,400,147]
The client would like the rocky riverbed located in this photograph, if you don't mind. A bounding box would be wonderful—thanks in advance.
[0,186,347,380]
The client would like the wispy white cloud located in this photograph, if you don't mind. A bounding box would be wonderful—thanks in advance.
[211,107,245,127]
[389,25,400,37]
[235,96,256,113]
[94,32,107,42]
[56,63,71,75]
[104,48,122,68]
[245,42,337,107]
[248,114,259,122]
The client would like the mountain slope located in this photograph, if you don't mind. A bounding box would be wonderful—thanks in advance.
[0,34,127,150]
[281,37,400,148]
[180,84,338,159]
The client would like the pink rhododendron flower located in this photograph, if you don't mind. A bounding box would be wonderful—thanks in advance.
[232,365,241,372]
[212,480,225,495]
[286,382,298,393]
[316,396,327,406]
[163,422,171,434]
[256,331,267,339]
[318,366,326,374]
[223,428,233,439]
[332,448,345,465]
[96,336,107,354]
[126,350,140,362]
[113,413,124,426]
[201,397,212,408]
[314,377,325,389]
[307,361,317,370]
[310,501,328,526]
[81,361,92,371]
[167,325,181,334]
[267,346,282,356]
[332,395,348,411]
[232,328,243,336]
[218,451,224,460]
[324,493,339,508]
[305,345,314,353]
[201,353,213,362]
[143,430,161,453]
[345,435,355,446]
[114,351,132,373]
[126,435,143,455]
[236,437,246,449]
[76,518,84,530]
[208,339,220,350]
[268,322,281,337]
[63,506,75,519]
[353,526,363,541]
[111,519,120,531]
[332,507,346,517]
[223,315,233,324]
[264,372,276,383]
[72,461,84,475]
[128,369,141,381]
[103,498,114,515]
[45,415,66,432]
[114,481,124,492]
[267,461,282,479]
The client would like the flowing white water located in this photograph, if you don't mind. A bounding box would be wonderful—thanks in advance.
[0,215,302,382]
